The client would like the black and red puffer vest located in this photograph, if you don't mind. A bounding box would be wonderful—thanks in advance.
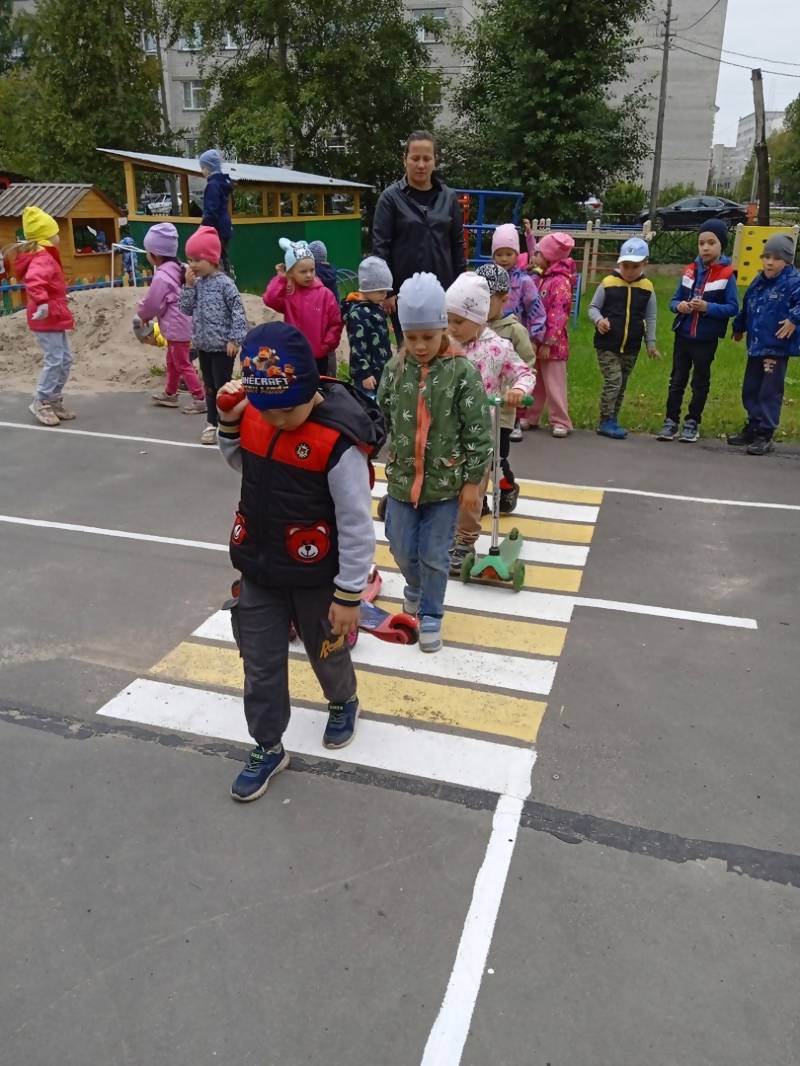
[229,381,383,589]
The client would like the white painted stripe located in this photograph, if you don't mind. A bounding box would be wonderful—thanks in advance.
[97,678,537,798]
[373,520,590,568]
[0,419,206,449]
[0,514,228,552]
[420,794,525,1066]
[572,596,758,630]
[371,481,598,523]
[194,610,558,695]
[513,478,800,513]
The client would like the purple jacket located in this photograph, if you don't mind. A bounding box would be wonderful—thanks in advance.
[136,260,193,342]
[503,266,546,343]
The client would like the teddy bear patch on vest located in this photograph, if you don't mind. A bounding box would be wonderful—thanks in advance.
[285,522,331,563]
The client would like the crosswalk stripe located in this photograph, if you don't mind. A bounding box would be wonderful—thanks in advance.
[370,499,594,544]
[370,482,598,524]
[150,643,548,743]
[372,465,604,505]
[194,611,558,696]
[98,679,537,797]
[374,521,591,568]
[372,543,583,594]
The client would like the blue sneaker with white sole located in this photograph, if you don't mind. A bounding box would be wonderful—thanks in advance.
[679,419,699,443]
[419,615,443,653]
[231,744,290,802]
[323,697,359,749]
[597,418,626,439]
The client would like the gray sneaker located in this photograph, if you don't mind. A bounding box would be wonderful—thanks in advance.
[419,615,442,653]
[29,399,60,427]
[656,417,678,441]
[151,390,179,408]
[50,398,76,421]
[200,423,217,445]
[679,419,699,443]
[402,586,420,616]
[449,541,472,576]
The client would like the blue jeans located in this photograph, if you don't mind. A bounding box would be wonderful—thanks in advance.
[384,497,459,619]
[35,331,73,402]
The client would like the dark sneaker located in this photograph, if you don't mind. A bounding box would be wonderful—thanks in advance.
[499,480,520,514]
[597,418,626,439]
[449,541,472,576]
[678,419,699,443]
[727,423,756,446]
[480,496,490,517]
[323,697,359,749]
[230,744,290,802]
[657,418,678,441]
[746,436,775,456]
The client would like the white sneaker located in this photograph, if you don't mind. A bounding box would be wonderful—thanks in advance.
[29,399,60,427]
[551,425,569,438]
[510,423,523,442]
[200,424,217,445]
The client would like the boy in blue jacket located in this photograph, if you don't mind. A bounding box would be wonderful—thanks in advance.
[657,219,739,442]
[727,233,800,455]
[199,149,233,274]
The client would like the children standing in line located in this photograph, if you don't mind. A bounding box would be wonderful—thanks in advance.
[588,237,660,440]
[727,234,800,455]
[137,223,206,416]
[377,273,492,653]
[657,220,739,443]
[179,225,249,445]
[445,272,534,573]
[198,149,233,274]
[263,238,343,377]
[527,232,576,437]
[6,206,76,426]
[341,256,394,398]
[216,322,382,801]
[308,240,339,301]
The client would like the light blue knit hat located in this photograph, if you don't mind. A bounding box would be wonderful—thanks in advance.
[198,149,223,173]
[279,237,315,271]
[398,272,447,331]
[358,256,393,293]
[308,240,328,264]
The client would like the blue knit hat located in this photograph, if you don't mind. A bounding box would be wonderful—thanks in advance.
[279,237,315,271]
[398,272,447,331]
[308,240,328,264]
[198,149,223,173]
[239,323,320,411]
[698,218,728,251]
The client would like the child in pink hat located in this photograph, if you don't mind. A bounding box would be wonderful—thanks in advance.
[528,233,575,437]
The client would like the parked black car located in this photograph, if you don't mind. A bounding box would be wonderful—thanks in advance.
[639,196,748,231]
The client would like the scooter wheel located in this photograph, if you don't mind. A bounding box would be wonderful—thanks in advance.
[390,622,418,645]
[511,560,526,592]
[460,552,476,583]
[377,495,388,522]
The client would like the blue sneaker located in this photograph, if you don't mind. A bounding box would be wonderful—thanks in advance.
[231,744,290,802]
[612,419,628,438]
[323,696,359,749]
[657,418,678,441]
[597,418,626,439]
[679,419,699,443]
[419,615,443,653]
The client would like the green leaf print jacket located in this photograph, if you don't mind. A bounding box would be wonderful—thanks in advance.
[377,351,492,505]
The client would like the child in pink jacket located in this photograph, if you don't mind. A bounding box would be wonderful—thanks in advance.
[263,238,343,376]
[528,232,575,437]
[136,223,206,414]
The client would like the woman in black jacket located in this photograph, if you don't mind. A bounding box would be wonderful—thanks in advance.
[372,131,465,340]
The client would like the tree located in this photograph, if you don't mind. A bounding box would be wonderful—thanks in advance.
[442,0,651,217]
[771,95,800,204]
[0,0,21,76]
[602,181,647,218]
[657,182,696,206]
[0,0,167,198]
[167,0,440,197]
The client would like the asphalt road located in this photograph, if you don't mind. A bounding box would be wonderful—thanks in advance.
[1,389,798,1066]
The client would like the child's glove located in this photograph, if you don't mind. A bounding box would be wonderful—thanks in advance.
[31,303,49,321]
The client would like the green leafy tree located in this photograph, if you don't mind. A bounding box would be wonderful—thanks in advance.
[0,0,166,198]
[771,95,800,204]
[602,181,647,218]
[441,0,651,216]
[167,0,439,197]
[657,182,697,206]
[0,0,21,75]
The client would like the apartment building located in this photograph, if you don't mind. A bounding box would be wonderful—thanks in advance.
[732,109,785,175]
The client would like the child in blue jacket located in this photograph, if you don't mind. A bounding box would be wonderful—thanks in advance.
[199,149,233,274]
[727,233,800,455]
[657,219,739,443]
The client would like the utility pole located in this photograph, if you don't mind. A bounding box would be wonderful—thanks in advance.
[648,0,674,223]
[751,68,771,225]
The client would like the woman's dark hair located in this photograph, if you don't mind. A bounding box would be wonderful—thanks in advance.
[404,130,438,158]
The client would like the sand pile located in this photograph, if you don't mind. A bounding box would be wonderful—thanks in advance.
[0,286,351,393]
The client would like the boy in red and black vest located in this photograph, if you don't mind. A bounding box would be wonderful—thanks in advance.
[216,321,383,802]
[657,219,739,442]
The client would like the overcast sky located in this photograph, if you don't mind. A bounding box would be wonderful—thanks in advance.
[712,0,800,144]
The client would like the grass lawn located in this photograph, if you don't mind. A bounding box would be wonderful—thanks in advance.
[566,276,800,441]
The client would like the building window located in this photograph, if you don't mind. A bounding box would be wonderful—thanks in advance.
[182,80,208,111]
[184,137,199,157]
[143,33,158,54]
[222,31,241,50]
[413,8,447,43]
[177,27,202,51]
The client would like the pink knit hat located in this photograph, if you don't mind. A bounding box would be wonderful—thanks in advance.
[538,232,575,263]
[491,223,520,254]
[185,225,222,265]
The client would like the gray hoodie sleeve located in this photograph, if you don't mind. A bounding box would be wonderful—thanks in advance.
[587,283,607,325]
[218,432,242,472]
[644,291,657,346]
[328,446,375,596]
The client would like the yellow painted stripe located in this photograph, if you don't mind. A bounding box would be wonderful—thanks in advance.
[370,499,594,544]
[372,543,583,593]
[150,643,547,743]
[372,466,603,505]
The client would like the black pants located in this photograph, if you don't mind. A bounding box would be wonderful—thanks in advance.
[666,335,719,424]
[198,349,234,426]
[499,427,514,483]
[742,355,789,437]
[220,237,232,277]
[234,578,357,749]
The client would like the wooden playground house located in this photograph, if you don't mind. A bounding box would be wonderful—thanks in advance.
[0,183,124,286]
[99,149,370,290]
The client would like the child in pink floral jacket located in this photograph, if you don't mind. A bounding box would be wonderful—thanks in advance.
[528,232,575,437]
[445,272,535,572]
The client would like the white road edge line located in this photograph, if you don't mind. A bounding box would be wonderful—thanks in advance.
[0,419,207,449]
[420,793,526,1066]
[0,514,758,629]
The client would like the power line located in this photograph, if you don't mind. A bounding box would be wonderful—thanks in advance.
[674,35,800,68]
[670,43,800,78]
[674,0,725,33]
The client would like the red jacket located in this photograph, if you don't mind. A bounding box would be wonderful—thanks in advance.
[263,275,342,359]
[15,246,74,332]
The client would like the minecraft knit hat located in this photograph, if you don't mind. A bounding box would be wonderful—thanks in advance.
[475,263,511,295]
[698,218,729,251]
[398,272,448,331]
[22,206,59,244]
[491,223,521,254]
[446,272,491,325]
[198,149,223,173]
[239,322,320,411]
[538,232,575,263]
[143,222,179,259]
[308,240,328,264]
[279,237,315,271]
[358,256,393,293]
[185,225,221,265]
[762,233,796,264]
